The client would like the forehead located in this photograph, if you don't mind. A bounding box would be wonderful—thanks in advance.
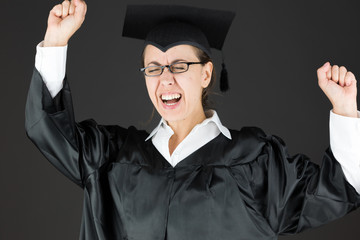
[143,44,198,64]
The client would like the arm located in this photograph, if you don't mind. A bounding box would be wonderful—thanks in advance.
[34,0,87,96]
[317,63,360,191]
[228,63,360,235]
[330,109,360,193]
[35,41,67,97]
[26,0,125,187]
[263,133,360,235]
[228,129,360,235]
[26,69,124,187]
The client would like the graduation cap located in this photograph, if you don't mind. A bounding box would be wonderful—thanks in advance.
[122,5,236,92]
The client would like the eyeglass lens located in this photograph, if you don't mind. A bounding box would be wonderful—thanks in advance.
[145,63,189,76]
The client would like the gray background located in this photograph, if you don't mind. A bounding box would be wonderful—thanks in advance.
[1,0,360,239]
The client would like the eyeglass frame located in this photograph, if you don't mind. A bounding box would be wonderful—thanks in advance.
[139,62,206,77]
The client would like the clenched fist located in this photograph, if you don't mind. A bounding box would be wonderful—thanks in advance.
[44,0,87,47]
[317,62,358,118]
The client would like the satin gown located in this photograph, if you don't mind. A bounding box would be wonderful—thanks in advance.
[25,68,360,240]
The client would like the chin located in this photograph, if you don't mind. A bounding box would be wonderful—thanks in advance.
[159,110,186,123]
[154,98,187,123]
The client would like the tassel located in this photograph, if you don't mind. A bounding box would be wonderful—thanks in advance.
[220,63,229,92]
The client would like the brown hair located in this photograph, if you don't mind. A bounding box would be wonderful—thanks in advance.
[192,47,216,111]
[141,45,216,111]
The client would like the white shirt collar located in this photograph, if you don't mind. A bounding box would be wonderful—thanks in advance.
[145,110,231,141]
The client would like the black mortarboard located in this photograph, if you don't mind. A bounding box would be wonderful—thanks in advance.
[122,5,236,91]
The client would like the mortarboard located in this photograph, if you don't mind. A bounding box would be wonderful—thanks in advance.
[122,5,236,92]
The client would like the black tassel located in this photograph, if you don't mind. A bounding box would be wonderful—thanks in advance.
[220,63,229,92]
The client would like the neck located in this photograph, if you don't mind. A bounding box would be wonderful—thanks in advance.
[167,110,207,155]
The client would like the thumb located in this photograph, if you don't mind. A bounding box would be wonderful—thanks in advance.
[317,62,331,88]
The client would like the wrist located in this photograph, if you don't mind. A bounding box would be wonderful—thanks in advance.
[43,39,68,47]
[333,105,358,118]
[44,32,68,47]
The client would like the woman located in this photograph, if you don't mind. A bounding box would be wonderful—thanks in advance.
[26,0,360,239]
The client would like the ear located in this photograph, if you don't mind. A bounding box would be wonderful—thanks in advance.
[201,61,213,88]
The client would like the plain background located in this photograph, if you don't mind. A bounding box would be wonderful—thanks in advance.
[1,0,360,239]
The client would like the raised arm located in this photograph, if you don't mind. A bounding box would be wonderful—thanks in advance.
[36,0,87,98]
[316,62,360,193]
[26,0,126,188]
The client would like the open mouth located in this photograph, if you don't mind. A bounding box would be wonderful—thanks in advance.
[161,93,182,106]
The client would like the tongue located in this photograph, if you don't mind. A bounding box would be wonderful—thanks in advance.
[166,99,179,104]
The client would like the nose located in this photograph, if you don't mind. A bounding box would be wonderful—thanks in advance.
[159,67,175,86]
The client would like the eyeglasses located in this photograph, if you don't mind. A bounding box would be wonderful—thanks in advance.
[139,62,205,77]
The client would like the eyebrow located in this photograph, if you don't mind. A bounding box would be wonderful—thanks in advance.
[146,59,188,67]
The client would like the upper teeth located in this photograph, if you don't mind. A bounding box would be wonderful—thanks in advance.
[161,94,181,100]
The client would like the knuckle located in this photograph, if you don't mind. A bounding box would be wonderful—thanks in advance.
[51,4,62,14]
[332,66,339,76]
[53,4,62,10]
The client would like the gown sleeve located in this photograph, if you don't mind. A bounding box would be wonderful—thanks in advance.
[25,68,126,188]
[228,127,360,236]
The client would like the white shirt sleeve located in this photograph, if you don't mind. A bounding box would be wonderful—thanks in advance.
[330,109,360,194]
[35,41,68,98]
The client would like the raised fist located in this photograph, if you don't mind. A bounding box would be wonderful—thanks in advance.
[317,62,358,118]
[44,0,87,47]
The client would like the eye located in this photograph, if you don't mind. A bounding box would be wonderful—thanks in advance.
[148,68,160,73]
[146,66,162,75]
[171,63,187,72]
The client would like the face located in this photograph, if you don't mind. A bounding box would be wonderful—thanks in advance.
[143,44,213,125]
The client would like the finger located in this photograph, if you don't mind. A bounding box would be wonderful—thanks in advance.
[339,66,347,87]
[51,4,63,17]
[62,0,70,18]
[331,65,339,83]
[326,67,332,79]
[345,71,355,87]
[317,62,331,88]
[69,0,75,15]
[73,0,87,22]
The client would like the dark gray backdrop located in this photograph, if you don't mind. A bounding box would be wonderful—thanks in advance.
[1,0,360,239]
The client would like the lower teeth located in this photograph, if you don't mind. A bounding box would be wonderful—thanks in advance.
[165,102,177,106]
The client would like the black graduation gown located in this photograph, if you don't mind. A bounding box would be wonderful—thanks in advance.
[25,68,360,240]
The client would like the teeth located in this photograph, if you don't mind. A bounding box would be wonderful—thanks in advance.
[161,93,181,100]
[165,102,177,106]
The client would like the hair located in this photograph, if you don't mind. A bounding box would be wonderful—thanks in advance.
[192,47,216,111]
[141,45,216,111]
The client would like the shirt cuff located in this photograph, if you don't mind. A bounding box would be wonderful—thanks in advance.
[330,109,360,194]
[35,41,68,98]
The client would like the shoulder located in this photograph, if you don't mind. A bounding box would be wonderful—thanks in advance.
[230,126,267,140]
[229,126,269,148]
[76,119,149,143]
[230,126,289,149]
[225,126,297,167]
[224,126,269,165]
